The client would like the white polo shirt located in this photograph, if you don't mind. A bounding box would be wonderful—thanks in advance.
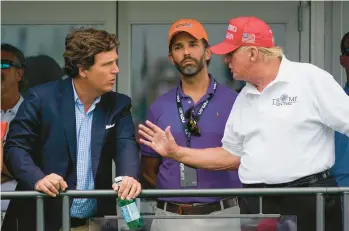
[222,56,349,184]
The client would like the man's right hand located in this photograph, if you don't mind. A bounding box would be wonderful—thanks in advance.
[138,120,180,158]
[35,173,68,197]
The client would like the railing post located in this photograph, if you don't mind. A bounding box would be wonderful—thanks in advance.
[36,196,44,231]
[344,192,349,231]
[62,195,71,231]
[316,193,325,231]
[259,196,263,214]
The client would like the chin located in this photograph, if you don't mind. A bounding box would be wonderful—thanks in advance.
[104,86,114,93]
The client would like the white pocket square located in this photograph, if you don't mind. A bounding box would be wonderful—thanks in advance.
[106,124,115,129]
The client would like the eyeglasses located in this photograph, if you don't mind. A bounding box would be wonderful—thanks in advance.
[185,107,201,137]
[1,59,22,69]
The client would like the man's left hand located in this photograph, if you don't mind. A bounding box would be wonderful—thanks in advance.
[112,176,141,200]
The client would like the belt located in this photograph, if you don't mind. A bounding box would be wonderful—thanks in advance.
[157,197,239,215]
[243,170,331,188]
[71,217,88,228]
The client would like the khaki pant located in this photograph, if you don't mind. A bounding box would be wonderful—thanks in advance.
[59,221,100,231]
[151,205,241,231]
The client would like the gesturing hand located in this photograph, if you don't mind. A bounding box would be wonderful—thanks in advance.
[35,173,68,197]
[138,120,179,158]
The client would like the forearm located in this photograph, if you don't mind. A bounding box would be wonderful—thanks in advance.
[140,156,160,189]
[173,146,240,170]
[5,147,45,189]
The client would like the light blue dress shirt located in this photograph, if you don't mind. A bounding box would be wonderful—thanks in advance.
[70,82,101,218]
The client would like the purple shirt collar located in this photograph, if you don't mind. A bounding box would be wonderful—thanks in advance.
[177,74,216,98]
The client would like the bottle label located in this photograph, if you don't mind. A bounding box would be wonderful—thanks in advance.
[120,202,140,223]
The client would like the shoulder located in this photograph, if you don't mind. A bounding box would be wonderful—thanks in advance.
[216,83,239,97]
[103,91,132,109]
[148,88,176,114]
[288,59,333,81]
[22,79,62,101]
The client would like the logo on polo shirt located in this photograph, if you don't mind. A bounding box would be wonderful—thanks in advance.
[272,94,298,106]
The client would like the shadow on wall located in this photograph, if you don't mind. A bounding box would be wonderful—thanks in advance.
[21,54,64,94]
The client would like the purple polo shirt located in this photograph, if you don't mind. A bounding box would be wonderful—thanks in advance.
[141,74,241,203]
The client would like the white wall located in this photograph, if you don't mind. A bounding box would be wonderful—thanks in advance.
[324,1,349,86]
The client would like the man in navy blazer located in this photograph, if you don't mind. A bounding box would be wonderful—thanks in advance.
[2,28,141,231]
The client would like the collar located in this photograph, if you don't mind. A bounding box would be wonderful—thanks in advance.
[177,73,216,98]
[344,82,349,95]
[10,95,24,114]
[243,55,290,95]
[72,80,101,106]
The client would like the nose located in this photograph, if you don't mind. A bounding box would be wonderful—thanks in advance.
[112,63,119,74]
[183,45,191,56]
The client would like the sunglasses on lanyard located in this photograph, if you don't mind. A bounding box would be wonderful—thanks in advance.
[185,107,201,137]
[1,59,22,69]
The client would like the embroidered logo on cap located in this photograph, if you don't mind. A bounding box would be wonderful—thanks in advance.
[228,24,237,32]
[176,23,192,28]
[226,32,234,40]
[242,33,256,44]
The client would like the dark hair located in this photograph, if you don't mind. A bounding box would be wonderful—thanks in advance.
[340,32,349,54]
[1,43,26,91]
[63,27,120,78]
[169,38,211,66]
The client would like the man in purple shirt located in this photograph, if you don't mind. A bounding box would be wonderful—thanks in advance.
[140,19,241,231]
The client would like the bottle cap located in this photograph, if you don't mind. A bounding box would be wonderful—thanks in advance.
[115,176,123,184]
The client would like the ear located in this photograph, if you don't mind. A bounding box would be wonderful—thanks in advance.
[168,53,175,65]
[205,47,212,62]
[78,65,88,78]
[249,47,259,62]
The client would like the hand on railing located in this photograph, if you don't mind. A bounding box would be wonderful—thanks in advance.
[112,176,141,200]
[35,173,68,197]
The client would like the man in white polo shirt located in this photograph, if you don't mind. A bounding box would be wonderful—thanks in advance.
[138,16,349,231]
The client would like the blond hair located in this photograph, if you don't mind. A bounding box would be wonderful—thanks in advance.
[240,45,283,61]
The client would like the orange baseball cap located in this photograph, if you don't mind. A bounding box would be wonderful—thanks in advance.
[210,16,275,55]
[168,19,209,47]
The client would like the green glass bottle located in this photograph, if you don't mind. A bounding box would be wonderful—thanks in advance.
[115,176,145,230]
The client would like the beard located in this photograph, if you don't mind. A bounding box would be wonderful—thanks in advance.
[174,54,205,78]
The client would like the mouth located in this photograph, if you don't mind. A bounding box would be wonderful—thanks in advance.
[182,59,195,65]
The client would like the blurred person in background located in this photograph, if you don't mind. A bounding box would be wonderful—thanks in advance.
[2,28,141,231]
[331,32,349,188]
[330,32,349,227]
[140,19,241,231]
[0,43,26,215]
[21,54,64,93]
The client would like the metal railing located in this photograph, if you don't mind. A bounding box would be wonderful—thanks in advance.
[2,187,349,231]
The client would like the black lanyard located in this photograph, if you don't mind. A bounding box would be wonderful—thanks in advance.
[176,79,217,147]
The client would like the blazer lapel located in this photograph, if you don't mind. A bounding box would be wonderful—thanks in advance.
[91,96,109,178]
[58,78,77,165]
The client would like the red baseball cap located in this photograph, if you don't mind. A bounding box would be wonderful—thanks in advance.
[210,16,274,55]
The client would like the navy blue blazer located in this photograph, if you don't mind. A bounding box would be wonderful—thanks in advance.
[3,78,140,231]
